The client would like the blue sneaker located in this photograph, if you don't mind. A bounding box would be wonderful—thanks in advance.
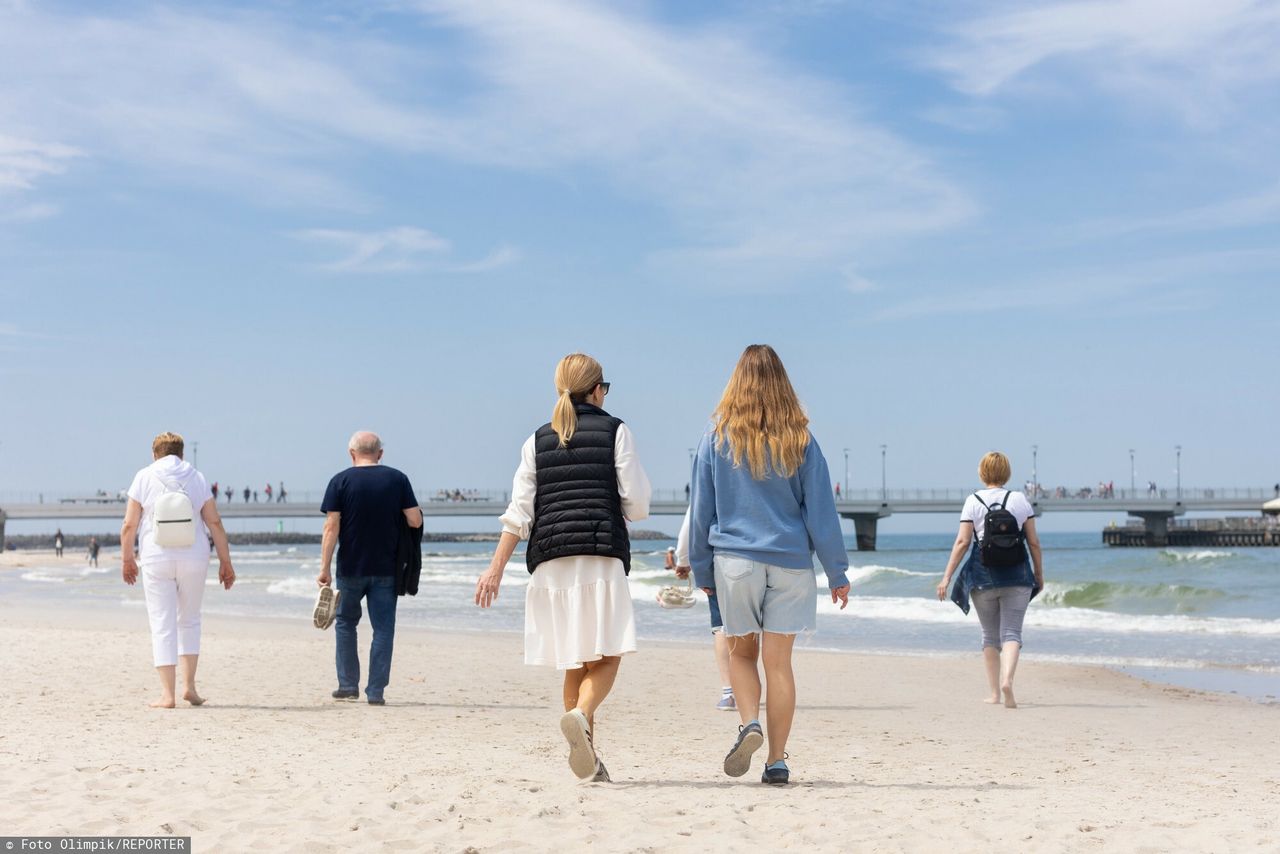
[762,758,790,785]
[723,721,764,777]
[716,693,736,711]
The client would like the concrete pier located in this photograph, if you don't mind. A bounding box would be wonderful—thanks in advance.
[844,510,890,551]
[1131,510,1179,547]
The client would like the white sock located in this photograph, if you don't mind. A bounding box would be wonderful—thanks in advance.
[721,686,733,695]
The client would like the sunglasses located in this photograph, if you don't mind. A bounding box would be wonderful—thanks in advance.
[598,382,611,395]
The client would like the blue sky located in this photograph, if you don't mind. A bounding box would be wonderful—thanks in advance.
[1,0,1278,515]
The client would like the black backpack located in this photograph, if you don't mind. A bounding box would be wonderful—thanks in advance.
[975,491,1027,567]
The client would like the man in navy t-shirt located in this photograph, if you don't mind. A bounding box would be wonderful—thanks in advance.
[317,431,422,704]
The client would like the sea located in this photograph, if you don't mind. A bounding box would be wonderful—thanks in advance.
[6,532,1279,702]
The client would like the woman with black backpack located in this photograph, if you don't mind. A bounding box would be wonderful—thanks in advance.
[937,452,1044,708]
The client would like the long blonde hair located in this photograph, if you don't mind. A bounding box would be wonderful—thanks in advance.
[551,353,605,447]
[713,344,810,479]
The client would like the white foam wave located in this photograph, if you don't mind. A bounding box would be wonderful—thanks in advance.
[1161,549,1235,562]
[818,595,1280,637]
[20,570,65,584]
[847,565,934,583]
[265,576,320,600]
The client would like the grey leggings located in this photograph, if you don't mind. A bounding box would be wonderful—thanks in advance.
[971,586,1032,649]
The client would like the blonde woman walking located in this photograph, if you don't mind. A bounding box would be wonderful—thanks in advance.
[689,345,851,785]
[120,432,235,708]
[475,354,651,782]
[937,452,1044,708]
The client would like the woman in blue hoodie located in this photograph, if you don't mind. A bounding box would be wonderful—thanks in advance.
[689,345,851,785]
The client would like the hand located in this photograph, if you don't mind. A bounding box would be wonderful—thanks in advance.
[475,569,503,608]
[675,565,690,579]
[122,556,138,586]
[219,561,236,590]
[936,579,949,600]
[317,568,331,588]
[830,584,850,610]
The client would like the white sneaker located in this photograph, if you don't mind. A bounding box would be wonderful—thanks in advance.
[559,709,597,779]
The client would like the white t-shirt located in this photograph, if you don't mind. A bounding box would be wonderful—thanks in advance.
[126,455,215,565]
[960,488,1035,540]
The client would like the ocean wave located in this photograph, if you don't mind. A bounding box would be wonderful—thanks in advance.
[265,576,320,600]
[847,565,934,584]
[19,570,65,584]
[817,595,1280,637]
[1038,580,1225,613]
[1160,549,1235,562]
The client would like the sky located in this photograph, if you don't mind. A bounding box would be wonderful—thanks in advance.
[1,0,1278,522]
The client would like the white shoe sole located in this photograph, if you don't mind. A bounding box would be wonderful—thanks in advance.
[724,728,764,777]
[559,710,597,780]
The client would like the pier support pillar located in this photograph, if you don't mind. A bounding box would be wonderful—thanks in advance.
[1132,512,1174,547]
[843,510,891,551]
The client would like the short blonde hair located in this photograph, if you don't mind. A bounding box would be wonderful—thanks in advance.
[979,451,1011,486]
[152,432,184,460]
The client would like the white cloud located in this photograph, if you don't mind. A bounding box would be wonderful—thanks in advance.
[871,247,1280,320]
[0,2,971,284]
[292,226,517,275]
[0,135,80,192]
[927,0,1280,125]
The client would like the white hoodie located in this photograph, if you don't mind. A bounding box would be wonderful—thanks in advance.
[126,455,214,565]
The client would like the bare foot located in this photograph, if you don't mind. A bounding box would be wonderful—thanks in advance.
[150,697,176,709]
[983,695,1001,704]
[183,690,205,706]
[1001,684,1017,709]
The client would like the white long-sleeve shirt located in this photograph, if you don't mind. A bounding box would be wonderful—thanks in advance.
[500,424,652,540]
[675,507,691,566]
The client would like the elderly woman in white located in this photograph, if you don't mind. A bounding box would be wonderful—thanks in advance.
[475,353,651,783]
[121,432,235,708]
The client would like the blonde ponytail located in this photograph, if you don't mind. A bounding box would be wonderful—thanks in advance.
[551,353,605,447]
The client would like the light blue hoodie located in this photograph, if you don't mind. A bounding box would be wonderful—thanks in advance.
[689,426,849,591]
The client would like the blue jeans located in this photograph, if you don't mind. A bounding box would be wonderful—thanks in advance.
[335,575,397,700]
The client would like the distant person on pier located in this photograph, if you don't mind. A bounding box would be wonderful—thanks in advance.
[253,490,258,503]
[54,529,64,558]
[475,353,651,783]
[937,452,1044,709]
[689,344,850,786]
[278,482,287,503]
[120,431,236,708]
[211,482,219,501]
[87,536,100,568]
[316,432,422,705]
[264,483,273,502]
[243,486,250,503]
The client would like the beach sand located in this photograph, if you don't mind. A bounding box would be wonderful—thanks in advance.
[0,562,1277,852]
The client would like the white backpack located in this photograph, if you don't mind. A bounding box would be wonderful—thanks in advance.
[153,474,196,548]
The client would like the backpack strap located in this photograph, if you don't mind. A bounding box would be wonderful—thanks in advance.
[1000,489,1012,510]
[972,491,991,510]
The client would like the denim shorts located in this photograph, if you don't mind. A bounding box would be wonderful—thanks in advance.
[712,553,817,637]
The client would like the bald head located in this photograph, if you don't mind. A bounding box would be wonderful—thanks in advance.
[348,431,383,460]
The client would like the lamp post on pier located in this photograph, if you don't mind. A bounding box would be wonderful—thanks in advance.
[1031,444,1038,498]
[1129,449,1135,494]
[1175,445,1182,500]
[879,444,887,503]
[843,448,850,500]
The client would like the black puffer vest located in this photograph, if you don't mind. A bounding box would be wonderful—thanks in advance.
[525,402,631,575]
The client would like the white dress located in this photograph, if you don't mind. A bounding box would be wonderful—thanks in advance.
[500,424,651,669]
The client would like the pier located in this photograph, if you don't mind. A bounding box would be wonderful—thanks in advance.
[2,487,1275,551]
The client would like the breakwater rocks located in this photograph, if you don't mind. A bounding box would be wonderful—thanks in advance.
[7,529,672,550]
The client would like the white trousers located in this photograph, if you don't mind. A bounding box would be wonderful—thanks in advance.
[141,558,209,666]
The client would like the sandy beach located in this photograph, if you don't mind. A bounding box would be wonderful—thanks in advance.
[0,552,1275,853]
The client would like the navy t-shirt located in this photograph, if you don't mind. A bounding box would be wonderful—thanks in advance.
[321,465,418,578]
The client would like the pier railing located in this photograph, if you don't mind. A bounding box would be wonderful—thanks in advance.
[3,486,1277,507]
